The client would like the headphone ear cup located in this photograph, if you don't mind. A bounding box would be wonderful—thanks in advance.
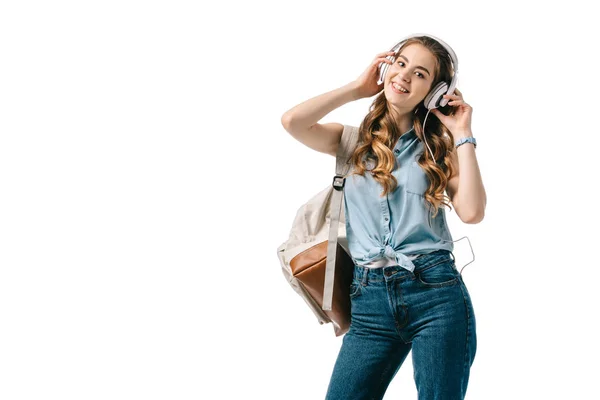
[378,55,396,85]
[423,82,448,109]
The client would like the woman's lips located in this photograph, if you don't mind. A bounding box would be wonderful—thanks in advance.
[391,83,409,95]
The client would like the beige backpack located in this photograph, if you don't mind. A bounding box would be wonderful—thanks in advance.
[276,124,360,337]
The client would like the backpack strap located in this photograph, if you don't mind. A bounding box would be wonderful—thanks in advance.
[322,125,360,311]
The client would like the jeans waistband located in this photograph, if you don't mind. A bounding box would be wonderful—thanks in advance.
[353,249,455,283]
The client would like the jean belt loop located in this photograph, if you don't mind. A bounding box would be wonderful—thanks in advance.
[361,267,369,286]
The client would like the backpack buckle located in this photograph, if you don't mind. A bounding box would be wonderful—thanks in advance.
[332,175,345,191]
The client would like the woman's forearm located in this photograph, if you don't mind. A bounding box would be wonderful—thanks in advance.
[281,82,360,130]
[455,130,487,222]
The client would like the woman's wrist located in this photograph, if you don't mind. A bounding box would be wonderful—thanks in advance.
[455,136,477,149]
[453,129,473,139]
[348,81,364,101]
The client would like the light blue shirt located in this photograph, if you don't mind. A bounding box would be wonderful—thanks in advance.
[342,124,454,272]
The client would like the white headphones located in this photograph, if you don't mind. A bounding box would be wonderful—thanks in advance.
[377,32,459,110]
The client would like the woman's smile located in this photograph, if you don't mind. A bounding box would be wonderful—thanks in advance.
[391,82,410,95]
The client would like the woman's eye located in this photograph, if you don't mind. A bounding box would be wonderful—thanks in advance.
[396,61,425,79]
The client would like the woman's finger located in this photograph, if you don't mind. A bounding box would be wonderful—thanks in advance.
[375,57,393,65]
[449,100,471,109]
[377,51,395,58]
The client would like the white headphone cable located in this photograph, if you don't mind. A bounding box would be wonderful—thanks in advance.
[421,107,475,276]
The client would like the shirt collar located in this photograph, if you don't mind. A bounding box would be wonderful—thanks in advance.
[400,125,416,139]
[393,126,416,151]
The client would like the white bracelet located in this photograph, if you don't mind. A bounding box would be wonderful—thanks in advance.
[455,137,477,149]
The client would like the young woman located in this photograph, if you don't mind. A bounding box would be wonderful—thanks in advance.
[281,34,486,400]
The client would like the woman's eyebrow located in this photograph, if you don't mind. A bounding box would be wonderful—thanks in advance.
[397,55,431,76]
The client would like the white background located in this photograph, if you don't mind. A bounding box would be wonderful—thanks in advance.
[1,0,599,399]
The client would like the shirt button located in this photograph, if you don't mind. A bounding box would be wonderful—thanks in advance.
[384,217,389,221]
[394,149,399,154]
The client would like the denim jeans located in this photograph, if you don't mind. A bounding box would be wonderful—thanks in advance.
[325,249,477,400]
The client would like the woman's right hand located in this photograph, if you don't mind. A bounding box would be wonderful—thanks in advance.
[352,51,395,100]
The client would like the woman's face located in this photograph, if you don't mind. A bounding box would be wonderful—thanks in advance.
[384,43,437,114]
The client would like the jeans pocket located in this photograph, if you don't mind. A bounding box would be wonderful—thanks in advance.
[349,280,363,299]
[416,259,459,288]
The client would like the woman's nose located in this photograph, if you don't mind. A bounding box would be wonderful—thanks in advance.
[397,72,410,82]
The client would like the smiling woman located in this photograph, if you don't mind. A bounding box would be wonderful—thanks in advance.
[281,33,485,400]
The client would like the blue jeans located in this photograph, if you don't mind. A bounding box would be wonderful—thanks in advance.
[325,249,477,400]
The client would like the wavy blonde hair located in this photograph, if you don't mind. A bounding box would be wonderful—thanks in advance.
[348,36,458,218]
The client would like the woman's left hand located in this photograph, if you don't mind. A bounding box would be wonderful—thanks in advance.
[430,88,472,138]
